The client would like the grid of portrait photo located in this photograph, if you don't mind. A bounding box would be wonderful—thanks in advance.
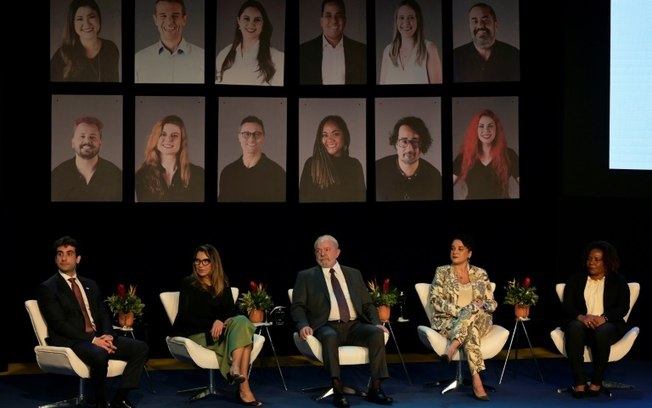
[50,0,521,203]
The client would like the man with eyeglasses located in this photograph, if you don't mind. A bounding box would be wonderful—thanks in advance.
[375,116,442,201]
[299,0,367,85]
[218,115,286,202]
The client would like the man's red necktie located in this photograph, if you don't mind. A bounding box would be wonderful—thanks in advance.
[69,278,94,333]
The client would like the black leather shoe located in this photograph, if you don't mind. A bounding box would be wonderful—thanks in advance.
[473,391,490,401]
[227,372,247,385]
[585,388,601,398]
[235,390,264,406]
[333,393,350,408]
[95,400,108,408]
[366,388,393,405]
[110,399,135,408]
[572,390,585,399]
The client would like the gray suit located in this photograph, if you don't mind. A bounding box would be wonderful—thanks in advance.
[291,264,389,380]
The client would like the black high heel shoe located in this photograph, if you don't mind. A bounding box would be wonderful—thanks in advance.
[227,372,246,385]
[571,386,586,399]
[235,390,263,407]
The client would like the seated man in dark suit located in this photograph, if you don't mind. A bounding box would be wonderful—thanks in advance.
[299,0,367,85]
[291,234,392,407]
[37,236,149,408]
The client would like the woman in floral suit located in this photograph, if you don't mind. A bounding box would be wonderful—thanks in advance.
[429,233,497,401]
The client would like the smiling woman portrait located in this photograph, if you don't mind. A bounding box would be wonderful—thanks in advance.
[378,0,442,85]
[50,0,120,82]
[299,114,366,203]
[215,0,285,86]
[135,114,205,202]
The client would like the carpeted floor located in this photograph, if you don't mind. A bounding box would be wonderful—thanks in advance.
[1,352,649,408]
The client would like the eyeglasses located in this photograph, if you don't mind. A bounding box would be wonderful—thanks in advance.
[193,258,211,266]
[239,131,263,140]
[396,138,420,148]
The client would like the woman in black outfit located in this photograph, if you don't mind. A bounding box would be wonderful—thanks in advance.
[561,240,631,398]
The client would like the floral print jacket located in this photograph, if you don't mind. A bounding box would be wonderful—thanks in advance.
[429,264,497,331]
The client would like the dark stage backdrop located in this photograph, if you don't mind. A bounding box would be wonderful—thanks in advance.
[1,0,650,372]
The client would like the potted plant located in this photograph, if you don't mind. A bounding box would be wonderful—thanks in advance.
[503,277,539,318]
[367,278,399,321]
[105,283,145,328]
[238,281,274,323]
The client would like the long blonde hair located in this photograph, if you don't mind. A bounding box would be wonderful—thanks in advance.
[138,115,192,199]
[388,0,427,67]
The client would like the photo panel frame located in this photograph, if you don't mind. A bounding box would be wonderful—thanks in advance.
[375,96,442,201]
[51,94,123,202]
[134,95,206,202]
[217,96,288,202]
[451,96,520,200]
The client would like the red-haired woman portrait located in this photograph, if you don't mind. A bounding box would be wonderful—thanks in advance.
[452,108,519,199]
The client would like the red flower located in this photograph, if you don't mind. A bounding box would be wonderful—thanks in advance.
[117,283,127,299]
[383,278,390,294]
[523,277,531,288]
[250,281,258,292]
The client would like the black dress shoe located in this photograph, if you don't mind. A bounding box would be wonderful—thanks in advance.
[366,387,393,405]
[110,399,135,408]
[473,391,490,401]
[585,388,601,398]
[332,393,350,408]
[95,400,108,408]
[235,390,263,407]
[571,389,585,399]
[227,372,247,385]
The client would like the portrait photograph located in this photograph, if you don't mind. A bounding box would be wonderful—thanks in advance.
[50,0,122,82]
[452,0,520,83]
[134,0,205,83]
[298,0,367,85]
[298,98,367,203]
[134,96,206,203]
[217,97,287,202]
[451,96,520,200]
[375,0,443,85]
[215,0,286,86]
[375,97,442,201]
[51,94,123,202]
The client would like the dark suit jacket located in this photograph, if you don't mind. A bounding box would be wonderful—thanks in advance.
[37,273,115,347]
[299,35,367,85]
[291,264,379,331]
[561,272,631,337]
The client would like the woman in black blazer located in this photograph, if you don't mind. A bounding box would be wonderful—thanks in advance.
[561,240,631,398]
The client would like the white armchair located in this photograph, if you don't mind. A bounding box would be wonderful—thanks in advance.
[414,282,509,394]
[549,282,640,396]
[159,288,265,402]
[287,288,390,401]
[25,299,127,408]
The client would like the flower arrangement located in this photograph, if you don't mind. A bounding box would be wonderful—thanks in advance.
[105,284,145,317]
[503,277,539,307]
[237,281,274,314]
[367,278,399,307]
